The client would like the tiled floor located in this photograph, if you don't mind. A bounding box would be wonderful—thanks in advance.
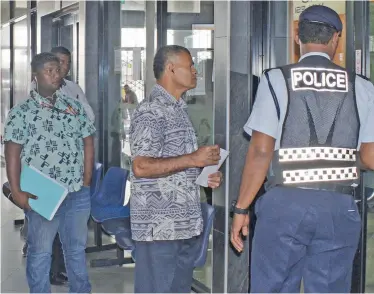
[0,166,212,293]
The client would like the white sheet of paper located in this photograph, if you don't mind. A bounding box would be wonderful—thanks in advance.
[195,148,229,187]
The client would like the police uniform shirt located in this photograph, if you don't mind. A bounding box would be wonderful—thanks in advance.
[244,52,374,149]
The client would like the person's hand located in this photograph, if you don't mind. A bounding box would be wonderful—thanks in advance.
[190,145,220,167]
[208,171,223,189]
[230,213,250,253]
[12,190,38,211]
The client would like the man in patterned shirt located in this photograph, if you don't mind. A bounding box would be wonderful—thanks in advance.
[25,47,95,286]
[4,52,95,293]
[130,45,223,293]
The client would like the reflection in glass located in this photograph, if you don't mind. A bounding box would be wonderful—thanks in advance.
[1,25,11,157]
[167,0,200,13]
[61,1,78,9]
[108,3,148,205]
[14,0,28,18]
[1,1,10,24]
[166,13,214,289]
[13,18,29,104]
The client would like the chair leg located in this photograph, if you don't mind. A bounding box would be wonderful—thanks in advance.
[85,243,117,253]
[85,222,117,253]
[191,278,211,293]
[94,222,102,246]
[90,256,133,268]
[90,247,134,268]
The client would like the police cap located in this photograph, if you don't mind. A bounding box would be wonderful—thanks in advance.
[299,5,342,32]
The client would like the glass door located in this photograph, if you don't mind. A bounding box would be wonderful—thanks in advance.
[1,25,11,159]
[165,2,214,290]
[363,2,374,292]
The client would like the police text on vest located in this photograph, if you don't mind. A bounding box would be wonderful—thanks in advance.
[291,68,348,93]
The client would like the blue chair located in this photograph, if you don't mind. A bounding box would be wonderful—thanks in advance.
[88,167,133,267]
[91,167,130,222]
[91,217,134,268]
[194,202,215,267]
[90,163,103,198]
[130,202,215,268]
[86,166,129,254]
[85,163,105,252]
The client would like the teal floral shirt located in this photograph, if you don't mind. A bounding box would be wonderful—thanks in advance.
[3,89,96,192]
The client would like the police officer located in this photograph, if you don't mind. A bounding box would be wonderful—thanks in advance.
[230,5,374,293]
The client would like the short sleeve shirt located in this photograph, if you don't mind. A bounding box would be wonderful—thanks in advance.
[129,84,203,242]
[244,52,374,149]
[3,89,96,192]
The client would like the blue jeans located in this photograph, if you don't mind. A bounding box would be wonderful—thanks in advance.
[25,187,91,293]
[134,237,200,293]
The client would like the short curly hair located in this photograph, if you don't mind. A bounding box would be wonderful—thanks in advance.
[31,52,60,73]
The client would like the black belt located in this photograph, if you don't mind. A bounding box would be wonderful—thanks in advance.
[277,182,357,195]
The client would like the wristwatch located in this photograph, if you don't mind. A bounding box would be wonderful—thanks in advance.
[231,200,249,215]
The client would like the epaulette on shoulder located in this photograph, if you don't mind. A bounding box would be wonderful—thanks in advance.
[262,67,280,75]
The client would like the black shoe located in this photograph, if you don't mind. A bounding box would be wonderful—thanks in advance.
[22,243,27,257]
[50,272,68,286]
[58,272,68,282]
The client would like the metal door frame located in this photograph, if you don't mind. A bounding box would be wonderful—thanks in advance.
[353,2,370,293]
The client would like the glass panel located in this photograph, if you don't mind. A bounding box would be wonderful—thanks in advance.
[13,17,29,104]
[59,23,75,80]
[365,177,374,291]
[363,171,374,292]
[61,1,78,9]
[370,1,374,83]
[1,1,11,24]
[167,1,214,289]
[107,1,151,205]
[14,0,28,19]
[1,25,11,157]
[167,0,200,13]
[367,3,374,291]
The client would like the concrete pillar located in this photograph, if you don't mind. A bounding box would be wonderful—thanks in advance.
[145,0,156,99]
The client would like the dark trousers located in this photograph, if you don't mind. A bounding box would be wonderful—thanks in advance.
[134,237,200,293]
[250,186,361,293]
[51,234,66,274]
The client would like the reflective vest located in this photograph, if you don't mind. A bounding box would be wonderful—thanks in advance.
[267,55,360,193]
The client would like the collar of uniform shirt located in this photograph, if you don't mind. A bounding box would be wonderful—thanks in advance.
[299,52,330,61]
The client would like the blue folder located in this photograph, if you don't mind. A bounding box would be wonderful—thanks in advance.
[20,164,68,221]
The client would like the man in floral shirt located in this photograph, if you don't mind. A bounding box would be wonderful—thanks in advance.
[4,52,95,293]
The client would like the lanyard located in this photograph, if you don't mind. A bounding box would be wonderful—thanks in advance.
[30,91,78,116]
